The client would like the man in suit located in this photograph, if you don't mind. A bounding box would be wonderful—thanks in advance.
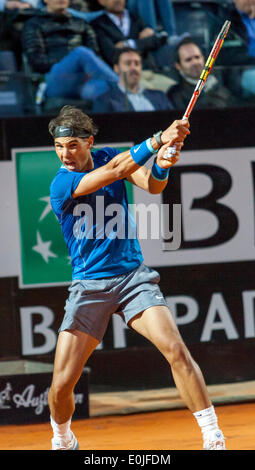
[90,0,173,71]
[92,47,174,113]
[167,39,238,110]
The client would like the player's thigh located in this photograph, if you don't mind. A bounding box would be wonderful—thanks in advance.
[51,329,99,391]
[129,305,184,354]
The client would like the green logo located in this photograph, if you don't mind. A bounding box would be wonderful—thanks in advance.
[14,145,132,288]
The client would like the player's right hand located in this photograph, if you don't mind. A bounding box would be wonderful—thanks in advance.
[161,120,190,147]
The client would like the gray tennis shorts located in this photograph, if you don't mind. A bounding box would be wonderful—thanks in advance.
[59,263,168,342]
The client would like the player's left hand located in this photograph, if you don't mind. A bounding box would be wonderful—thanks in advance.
[156,141,183,168]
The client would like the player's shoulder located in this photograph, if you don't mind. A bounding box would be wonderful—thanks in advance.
[50,166,69,191]
[51,165,67,180]
[92,146,121,163]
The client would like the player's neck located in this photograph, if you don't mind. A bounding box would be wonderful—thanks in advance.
[82,152,94,171]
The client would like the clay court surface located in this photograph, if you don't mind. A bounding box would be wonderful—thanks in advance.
[0,382,254,451]
[0,404,254,451]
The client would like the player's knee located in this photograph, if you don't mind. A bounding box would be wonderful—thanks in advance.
[166,340,193,372]
[49,377,74,401]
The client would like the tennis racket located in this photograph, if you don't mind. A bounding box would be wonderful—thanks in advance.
[163,20,231,160]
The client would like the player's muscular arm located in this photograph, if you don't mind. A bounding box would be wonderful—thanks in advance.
[72,120,190,198]
[127,120,189,192]
[73,135,161,198]
[72,150,140,198]
[127,141,184,194]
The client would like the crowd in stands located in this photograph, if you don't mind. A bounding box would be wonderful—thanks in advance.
[1,0,255,115]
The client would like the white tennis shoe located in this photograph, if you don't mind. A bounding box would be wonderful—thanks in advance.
[203,429,226,450]
[52,431,79,450]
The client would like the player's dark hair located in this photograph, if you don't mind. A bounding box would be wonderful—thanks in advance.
[48,105,98,138]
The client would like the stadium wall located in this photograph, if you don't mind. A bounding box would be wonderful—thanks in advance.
[0,107,255,389]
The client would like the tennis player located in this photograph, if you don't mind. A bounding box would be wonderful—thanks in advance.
[48,105,225,450]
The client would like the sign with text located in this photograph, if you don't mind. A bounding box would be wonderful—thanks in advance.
[13,145,132,288]
[137,147,255,267]
[0,144,253,386]
[0,369,89,425]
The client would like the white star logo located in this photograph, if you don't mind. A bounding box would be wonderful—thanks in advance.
[66,255,71,265]
[39,196,52,222]
[32,230,58,263]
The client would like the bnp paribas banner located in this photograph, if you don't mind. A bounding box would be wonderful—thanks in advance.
[13,144,132,288]
[8,145,255,288]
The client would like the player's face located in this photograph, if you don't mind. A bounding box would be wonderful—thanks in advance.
[54,136,94,172]
[115,51,142,87]
[177,44,204,79]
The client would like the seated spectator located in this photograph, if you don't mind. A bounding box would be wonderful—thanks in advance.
[22,0,118,101]
[93,47,174,113]
[0,0,41,68]
[167,39,238,110]
[90,0,174,71]
[226,0,255,97]
[127,0,185,43]
[223,0,255,61]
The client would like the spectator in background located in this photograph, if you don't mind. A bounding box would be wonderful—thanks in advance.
[229,0,255,58]
[127,0,188,45]
[90,0,174,71]
[0,0,41,69]
[228,0,255,97]
[22,0,118,101]
[167,39,237,110]
[113,0,190,52]
[93,47,174,112]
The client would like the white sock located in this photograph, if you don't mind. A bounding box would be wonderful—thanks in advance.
[50,415,71,440]
[193,405,219,437]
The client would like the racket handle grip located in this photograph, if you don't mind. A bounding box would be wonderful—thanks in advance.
[163,113,189,160]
